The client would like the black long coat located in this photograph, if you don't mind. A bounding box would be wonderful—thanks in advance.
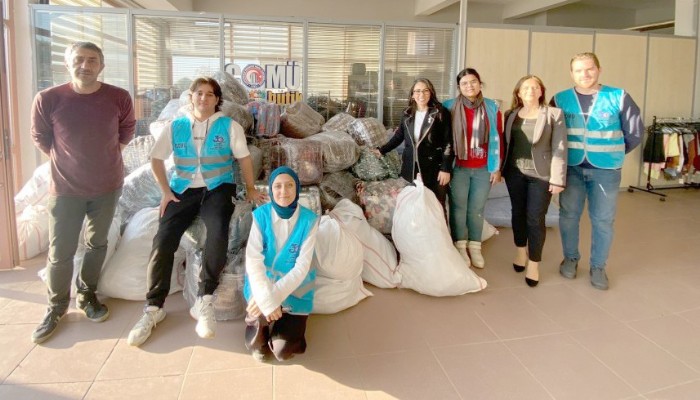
[379,105,454,197]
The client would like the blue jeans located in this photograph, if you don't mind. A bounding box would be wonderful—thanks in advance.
[449,166,492,242]
[46,189,121,313]
[559,166,621,270]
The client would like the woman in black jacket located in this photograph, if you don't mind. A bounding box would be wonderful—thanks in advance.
[373,78,454,213]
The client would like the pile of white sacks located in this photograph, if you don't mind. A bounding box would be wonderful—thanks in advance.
[15,71,499,321]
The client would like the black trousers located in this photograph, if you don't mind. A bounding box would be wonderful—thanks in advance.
[245,312,308,361]
[145,183,234,307]
[504,167,552,262]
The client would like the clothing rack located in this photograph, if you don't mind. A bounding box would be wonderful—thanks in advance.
[628,116,700,201]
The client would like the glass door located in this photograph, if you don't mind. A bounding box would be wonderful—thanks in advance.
[0,0,19,270]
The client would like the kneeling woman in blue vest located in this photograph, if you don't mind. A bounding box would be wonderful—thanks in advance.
[128,77,263,347]
[244,166,319,362]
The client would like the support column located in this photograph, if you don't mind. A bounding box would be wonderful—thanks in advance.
[457,0,468,69]
[687,0,700,116]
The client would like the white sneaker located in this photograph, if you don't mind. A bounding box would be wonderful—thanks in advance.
[127,306,166,347]
[194,295,216,339]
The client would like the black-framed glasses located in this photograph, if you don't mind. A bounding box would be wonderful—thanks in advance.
[412,89,430,95]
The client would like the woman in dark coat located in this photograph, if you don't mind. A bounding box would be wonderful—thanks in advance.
[373,78,453,213]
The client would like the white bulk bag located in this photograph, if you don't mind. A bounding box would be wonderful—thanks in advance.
[315,216,364,281]
[17,205,49,260]
[97,207,184,300]
[328,199,400,289]
[312,272,372,314]
[14,162,51,216]
[392,181,487,296]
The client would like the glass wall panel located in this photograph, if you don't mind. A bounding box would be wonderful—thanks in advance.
[33,10,128,93]
[224,20,303,108]
[307,23,381,121]
[133,15,221,134]
[383,25,455,129]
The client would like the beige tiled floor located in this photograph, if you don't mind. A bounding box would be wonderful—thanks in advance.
[1,189,699,399]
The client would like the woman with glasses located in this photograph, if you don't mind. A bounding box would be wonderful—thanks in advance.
[373,78,453,213]
[443,68,503,269]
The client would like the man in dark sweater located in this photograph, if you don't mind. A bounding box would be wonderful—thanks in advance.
[30,41,135,343]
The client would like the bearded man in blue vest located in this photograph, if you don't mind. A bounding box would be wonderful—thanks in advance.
[128,77,264,346]
[550,53,643,290]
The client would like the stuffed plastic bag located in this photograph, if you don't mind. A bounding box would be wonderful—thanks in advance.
[233,144,263,198]
[307,130,360,173]
[14,162,51,216]
[319,171,360,212]
[322,112,355,133]
[358,178,409,234]
[221,100,254,133]
[117,162,173,228]
[122,135,155,176]
[312,275,373,314]
[280,101,324,139]
[212,70,249,105]
[182,200,254,254]
[347,117,388,147]
[392,181,487,296]
[17,205,49,260]
[246,101,281,138]
[268,138,323,185]
[315,216,364,281]
[352,148,401,182]
[328,199,400,289]
[183,249,246,320]
[98,207,184,300]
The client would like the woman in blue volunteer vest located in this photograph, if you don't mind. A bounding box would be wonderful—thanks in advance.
[443,68,503,269]
[127,77,264,347]
[244,166,319,362]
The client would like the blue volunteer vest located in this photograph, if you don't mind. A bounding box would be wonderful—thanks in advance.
[443,97,502,172]
[169,116,235,194]
[243,203,318,314]
[553,86,625,169]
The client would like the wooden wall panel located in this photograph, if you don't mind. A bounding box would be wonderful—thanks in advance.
[465,27,529,110]
[464,27,697,190]
[529,31,593,96]
[645,37,695,119]
[594,33,648,186]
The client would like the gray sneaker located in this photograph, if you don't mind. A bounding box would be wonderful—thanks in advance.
[31,308,64,344]
[127,306,166,347]
[590,268,609,290]
[194,295,216,339]
[559,258,578,279]
[77,291,110,322]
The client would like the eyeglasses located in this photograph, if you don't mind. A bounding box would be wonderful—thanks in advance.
[412,89,431,95]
